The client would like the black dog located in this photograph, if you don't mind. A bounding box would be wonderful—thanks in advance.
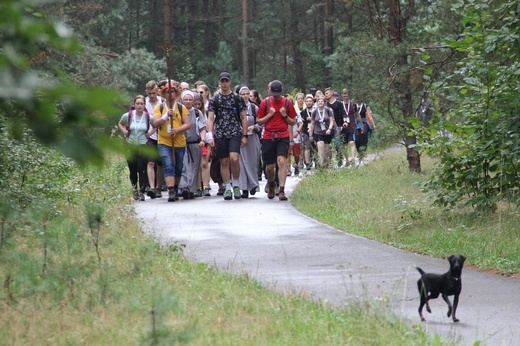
[416,255,466,322]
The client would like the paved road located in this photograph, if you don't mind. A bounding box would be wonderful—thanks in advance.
[136,160,519,346]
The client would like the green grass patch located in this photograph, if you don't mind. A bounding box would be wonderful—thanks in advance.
[0,155,438,345]
[292,152,519,275]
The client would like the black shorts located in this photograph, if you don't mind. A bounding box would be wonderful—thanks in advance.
[262,137,290,165]
[147,138,162,166]
[313,133,333,144]
[341,128,356,143]
[214,136,242,159]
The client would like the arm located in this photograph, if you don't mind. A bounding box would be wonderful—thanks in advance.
[280,106,296,126]
[308,119,315,142]
[206,110,215,147]
[240,110,248,147]
[256,107,275,126]
[118,119,128,137]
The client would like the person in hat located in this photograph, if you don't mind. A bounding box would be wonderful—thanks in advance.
[256,80,297,201]
[206,72,249,201]
[153,81,191,202]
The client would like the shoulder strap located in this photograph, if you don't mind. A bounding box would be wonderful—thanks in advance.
[264,96,270,117]
[126,106,136,134]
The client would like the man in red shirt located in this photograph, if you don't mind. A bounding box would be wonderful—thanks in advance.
[257,80,297,201]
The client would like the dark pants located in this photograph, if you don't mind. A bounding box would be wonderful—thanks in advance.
[126,145,148,193]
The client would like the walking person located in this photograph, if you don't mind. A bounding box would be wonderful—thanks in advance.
[300,94,315,169]
[193,93,212,197]
[179,90,207,199]
[308,96,334,168]
[355,96,377,160]
[325,87,345,166]
[153,82,191,202]
[340,89,364,164]
[237,86,261,198]
[118,95,155,201]
[144,80,164,198]
[257,80,297,201]
[206,72,249,200]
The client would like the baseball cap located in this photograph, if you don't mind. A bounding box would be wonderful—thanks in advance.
[270,80,283,96]
[219,72,231,81]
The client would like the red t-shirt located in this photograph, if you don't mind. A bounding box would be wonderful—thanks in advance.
[257,96,297,140]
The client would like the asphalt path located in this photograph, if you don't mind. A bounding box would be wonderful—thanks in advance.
[136,157,519,345]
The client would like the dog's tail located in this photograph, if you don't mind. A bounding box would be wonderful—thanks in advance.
[416,267,426,276]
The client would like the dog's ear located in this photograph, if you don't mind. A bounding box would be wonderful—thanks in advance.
[448,255,455,262]
[460,255,466,263]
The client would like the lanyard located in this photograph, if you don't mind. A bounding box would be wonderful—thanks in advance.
[133,110,145,133]
[317,108,325,122]
[342,101,351,116]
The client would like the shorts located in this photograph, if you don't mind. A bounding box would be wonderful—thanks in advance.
[214,136,242,159]
[313,133,333,144]
[262,137,290,165]
[147,138,162,166]
[202,144,209,157]
[341,128,356,143]
[158,144,185,178]
[289,143,301,158]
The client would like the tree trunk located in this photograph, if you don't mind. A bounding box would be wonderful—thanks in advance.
[323,0,333,85]
[241,0,250,84]
[388,0,421,173]
[289,0,305,91]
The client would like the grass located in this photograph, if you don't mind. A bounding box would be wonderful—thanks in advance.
[292,151,519,276]
[0,157,439,345]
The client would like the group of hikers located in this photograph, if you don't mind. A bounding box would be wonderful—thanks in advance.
[118,73,377,203]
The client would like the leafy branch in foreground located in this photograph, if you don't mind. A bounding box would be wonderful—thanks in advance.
[0,0,124,165]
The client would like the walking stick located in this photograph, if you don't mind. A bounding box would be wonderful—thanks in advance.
[160,43,176,167]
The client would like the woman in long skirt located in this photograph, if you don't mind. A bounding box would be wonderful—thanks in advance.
[237,86,262,198]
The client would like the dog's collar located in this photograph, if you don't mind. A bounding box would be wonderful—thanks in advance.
[454,277,460,281]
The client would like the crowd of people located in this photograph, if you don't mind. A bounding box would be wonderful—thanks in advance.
[118,73,377,203]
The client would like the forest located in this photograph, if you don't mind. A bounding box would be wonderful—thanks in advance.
[0,1,518,343]
[2,0,517,210]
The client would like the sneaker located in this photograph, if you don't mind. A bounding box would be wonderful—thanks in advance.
[241,190,249,199]
[132,189,139,201]
[233,186,242,200]
[182,188,190,200]
[139,193,145,201]
[250,186,257,196]
[294,167,300,176]
[287,170,292,176]
[223,189,233,200]
[168,189,176,202]
[217,187,225,196]
[194,189,203,198]
[155,189,162,198]
[267,182,276,200]
[203,188,211,197]
[279,192,288,201]
[147,188,157,199]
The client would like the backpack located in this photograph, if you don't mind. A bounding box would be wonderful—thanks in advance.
[126,107,151,137]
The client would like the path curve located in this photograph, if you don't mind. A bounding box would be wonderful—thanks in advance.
[136,151,519,345]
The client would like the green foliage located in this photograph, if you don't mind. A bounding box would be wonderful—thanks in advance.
[0,0,124,165]
[292,151,519,274]
[417,0,520,211]
[111,48,165,95]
